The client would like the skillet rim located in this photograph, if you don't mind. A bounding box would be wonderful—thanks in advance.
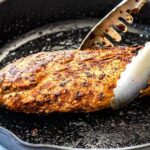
[0,0,150,149]
[0,126,150,150]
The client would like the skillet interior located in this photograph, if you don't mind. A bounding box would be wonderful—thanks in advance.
[0,0,150,149]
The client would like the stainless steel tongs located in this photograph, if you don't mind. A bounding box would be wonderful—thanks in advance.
[80,0,149,109]
[79,0,148,50]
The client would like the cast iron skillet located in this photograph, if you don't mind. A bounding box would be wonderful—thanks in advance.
[0,0,150,150]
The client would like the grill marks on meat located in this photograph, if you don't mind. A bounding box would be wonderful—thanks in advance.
[0,47,141,114]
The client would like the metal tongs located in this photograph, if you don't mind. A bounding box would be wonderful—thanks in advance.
[79,0,149,109]
[80,0,147,49]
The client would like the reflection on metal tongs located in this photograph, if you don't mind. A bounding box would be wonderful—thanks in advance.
[111,42,150,109]
[80,0,150,109]
[79,0,148,50]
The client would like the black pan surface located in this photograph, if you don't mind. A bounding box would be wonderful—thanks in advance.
[0,19,150,149]
[0,0,150,149]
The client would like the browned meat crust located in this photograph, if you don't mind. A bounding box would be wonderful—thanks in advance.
[0,47,142,114]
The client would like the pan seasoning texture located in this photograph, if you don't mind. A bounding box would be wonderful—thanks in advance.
[0,20,150,148]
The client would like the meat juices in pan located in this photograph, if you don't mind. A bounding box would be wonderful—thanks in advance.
[0,46,149,114]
